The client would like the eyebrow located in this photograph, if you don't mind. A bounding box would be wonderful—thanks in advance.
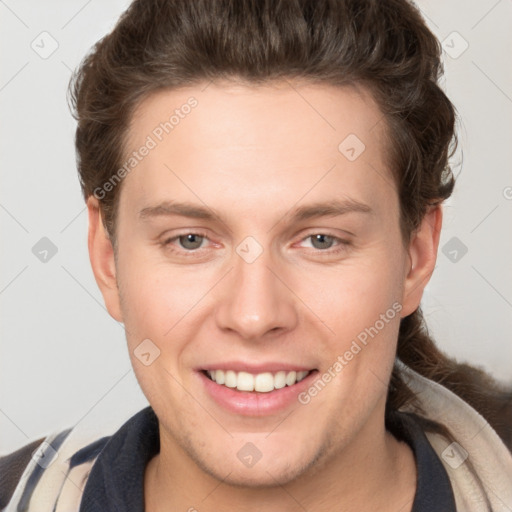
[138,198,374,225]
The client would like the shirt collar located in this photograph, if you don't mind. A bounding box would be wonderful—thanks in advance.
[80,406,455,512]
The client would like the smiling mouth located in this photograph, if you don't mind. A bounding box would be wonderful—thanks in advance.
[202,369,316,393]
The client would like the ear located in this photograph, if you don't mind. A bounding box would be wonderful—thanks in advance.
[401,205,443,318]
[87,196,123,322]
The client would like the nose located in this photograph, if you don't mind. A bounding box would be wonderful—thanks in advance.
[214,245,299,342]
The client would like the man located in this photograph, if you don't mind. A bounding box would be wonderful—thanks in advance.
[2,0,511,511]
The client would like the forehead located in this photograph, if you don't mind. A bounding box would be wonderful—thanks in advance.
[128,80,388,156]
[120,80,395,220]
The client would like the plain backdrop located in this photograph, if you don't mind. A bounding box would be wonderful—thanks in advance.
[1,0,511,454]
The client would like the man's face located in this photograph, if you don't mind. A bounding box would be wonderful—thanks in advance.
[98,81,420,485]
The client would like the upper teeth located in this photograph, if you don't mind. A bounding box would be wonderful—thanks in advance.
[206,370,310,393]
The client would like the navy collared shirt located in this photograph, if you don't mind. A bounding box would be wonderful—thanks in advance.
[79,406,456,511]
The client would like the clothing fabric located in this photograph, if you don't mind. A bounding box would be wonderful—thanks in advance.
[2,362,512,511]
[81,406,455,512]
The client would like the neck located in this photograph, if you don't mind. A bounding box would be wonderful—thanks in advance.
[144,412,417,512]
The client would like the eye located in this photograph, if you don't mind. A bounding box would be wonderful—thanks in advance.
[162,232,209,252]
[297,233,351,255]
[177,233,205,250]
[308,234,336,250]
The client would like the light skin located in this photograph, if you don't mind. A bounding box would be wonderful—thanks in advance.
[87,80,442,512]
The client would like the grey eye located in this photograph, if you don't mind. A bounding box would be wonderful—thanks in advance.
[310,234,335,250]
[178,234,204,250]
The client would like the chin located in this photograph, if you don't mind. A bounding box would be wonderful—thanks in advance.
[207,460,310,489]
[188,439,328,489]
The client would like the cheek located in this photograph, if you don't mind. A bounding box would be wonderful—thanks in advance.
[294,247,406,401]
[115,251,201,405]
[295,257,404,418]
[116,247,197,337]
[115,253,225,392]
[300,253,404,333]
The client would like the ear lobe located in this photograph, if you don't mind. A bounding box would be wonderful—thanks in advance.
[401,205,443,318]
[87,196,123,322]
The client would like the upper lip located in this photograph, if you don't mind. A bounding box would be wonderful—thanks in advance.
[198,361,316,374]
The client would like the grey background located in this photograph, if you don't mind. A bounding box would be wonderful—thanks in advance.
[1,0,511,454]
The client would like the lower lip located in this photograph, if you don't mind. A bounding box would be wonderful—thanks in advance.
[198,370,318,416]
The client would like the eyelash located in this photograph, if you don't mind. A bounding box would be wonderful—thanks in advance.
[160,231,352,258]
